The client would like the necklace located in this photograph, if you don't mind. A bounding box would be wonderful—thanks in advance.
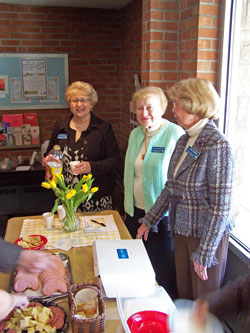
[142,128,148,160]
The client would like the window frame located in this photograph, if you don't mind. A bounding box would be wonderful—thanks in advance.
[219,0,250,258]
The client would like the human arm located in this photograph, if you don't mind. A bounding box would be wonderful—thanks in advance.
[88,122,120,176]
[191,137,234,268]
[0,238,57,274]
[138,183,172,233]
[0,290,29,320]
[0,238,22,273]
[198,273,250,323]
[16,250,57,274]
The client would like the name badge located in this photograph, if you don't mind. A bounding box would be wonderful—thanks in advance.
[57,133,67,139]
[186,146,200,159]
[151,146,165,153]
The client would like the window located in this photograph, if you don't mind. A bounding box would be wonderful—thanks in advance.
[219,0,250,251]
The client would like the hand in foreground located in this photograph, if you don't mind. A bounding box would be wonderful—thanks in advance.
[194,260,208,280]
[43,154,61,166]
[0,290,28,321]
[192,298,209,328]
[136,223,150,241]
[72,161,91,175]
[17,250,56,274]
[12,293,29,310]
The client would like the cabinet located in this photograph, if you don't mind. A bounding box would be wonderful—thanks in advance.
[0,163,55,216]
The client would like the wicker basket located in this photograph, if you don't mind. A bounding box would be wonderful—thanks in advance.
[68,283,105,333]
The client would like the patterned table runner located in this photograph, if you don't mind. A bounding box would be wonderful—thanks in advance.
[20,215,120,249]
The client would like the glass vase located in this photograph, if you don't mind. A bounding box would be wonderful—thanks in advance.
[62,206,80,232]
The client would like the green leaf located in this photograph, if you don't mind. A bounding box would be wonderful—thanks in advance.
[51,198,59,214]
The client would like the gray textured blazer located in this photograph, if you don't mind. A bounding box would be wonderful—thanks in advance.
[142,120,234,267]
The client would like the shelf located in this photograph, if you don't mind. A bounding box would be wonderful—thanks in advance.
[0,144,40,150]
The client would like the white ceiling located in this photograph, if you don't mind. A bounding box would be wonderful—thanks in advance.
[0,0,132,10]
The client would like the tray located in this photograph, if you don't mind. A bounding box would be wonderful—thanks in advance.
[10,252,72,302]
[0,300,68,333]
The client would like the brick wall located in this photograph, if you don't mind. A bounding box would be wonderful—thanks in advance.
[141,0,222,121]
[119,0,142,155]
[0,0,222,163]
[0,1,142,161]
[179,0,221,84]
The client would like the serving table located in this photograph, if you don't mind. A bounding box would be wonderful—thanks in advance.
[0,210,131,332]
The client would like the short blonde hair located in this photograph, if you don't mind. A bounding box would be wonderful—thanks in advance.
[65,81,98,106]
[167,78,221,119]
[131,86,168,114]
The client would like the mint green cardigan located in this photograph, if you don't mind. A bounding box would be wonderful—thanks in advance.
[124,120,184,217]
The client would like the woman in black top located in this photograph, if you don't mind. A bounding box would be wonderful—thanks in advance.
[43,81,120,211]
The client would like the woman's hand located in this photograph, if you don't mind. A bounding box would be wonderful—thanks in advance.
[17,250,56,274]
[43,154,60,166]
[136,223,150,241]
[72,161,91,175]
[194,260,208,280]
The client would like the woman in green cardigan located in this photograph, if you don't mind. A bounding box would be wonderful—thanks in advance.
[124,86,184,299]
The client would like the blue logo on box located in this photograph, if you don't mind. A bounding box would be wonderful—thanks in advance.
[117,248,129,259]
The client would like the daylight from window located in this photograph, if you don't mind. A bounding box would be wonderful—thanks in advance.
[223,0,250,250]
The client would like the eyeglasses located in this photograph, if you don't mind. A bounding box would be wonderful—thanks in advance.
[136,106,155,113]
[71,98,90,104]
[172,100,181,108]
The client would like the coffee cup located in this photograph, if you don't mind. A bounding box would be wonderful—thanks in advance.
[42,212,54,230]
[70,161,80,175]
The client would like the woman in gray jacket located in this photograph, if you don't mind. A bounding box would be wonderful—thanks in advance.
[137,78,234,300]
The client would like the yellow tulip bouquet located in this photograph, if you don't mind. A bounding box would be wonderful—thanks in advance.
[41,174,98,232]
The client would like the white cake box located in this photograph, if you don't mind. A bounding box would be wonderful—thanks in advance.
[92,239,156,298]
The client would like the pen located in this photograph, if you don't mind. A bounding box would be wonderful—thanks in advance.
[91,219,106,227]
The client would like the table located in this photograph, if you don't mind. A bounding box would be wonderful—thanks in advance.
[0,210,131,332]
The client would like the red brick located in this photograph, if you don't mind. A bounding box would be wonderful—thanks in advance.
[150,61,177,71]
[199,16,213,27]
[197,60,211,71]
[197,50,218,60]
[149,31,163,40]
[149,72,163,80]
[198,27,219,38]
[150,0,178,10]
[164,52,178,61]
[150,10,164,20]
[0,46,17,52]
[200,4,220,16]
[2,39,20,45]
[198,39,211,49]
[151,21,178,31]
[22,40,41,46]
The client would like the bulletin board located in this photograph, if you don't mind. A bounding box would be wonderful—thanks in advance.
[0,53,68,110]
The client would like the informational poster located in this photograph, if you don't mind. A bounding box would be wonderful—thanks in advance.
[0,75,8,97]
[10,78,31,103]
[21,58,47,98]
[40,77,59,103]
[0,53,68,110]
